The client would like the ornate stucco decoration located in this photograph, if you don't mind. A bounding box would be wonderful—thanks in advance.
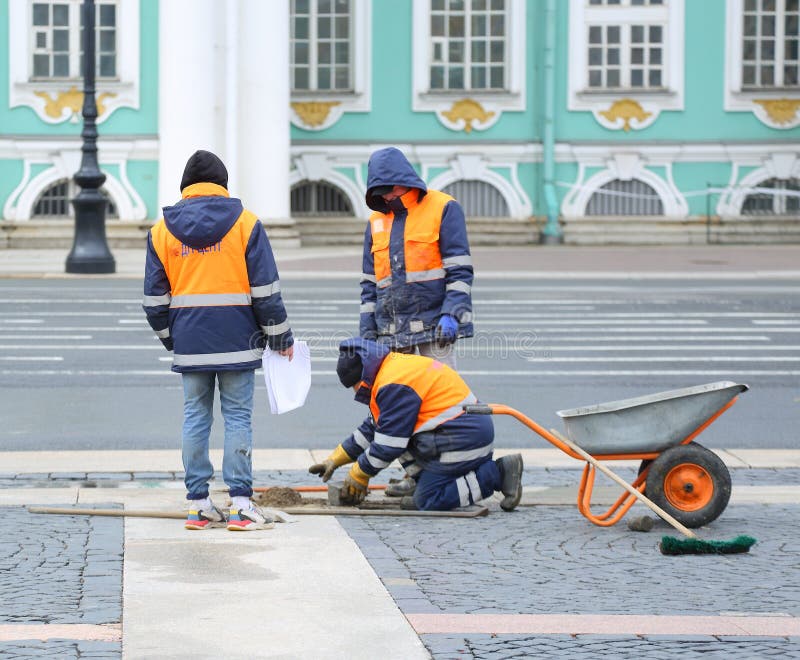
[33,87,116,122]
[290,101,342,129]
[598,98,653,132]
[753,99,800,127]
[439,99,497,133]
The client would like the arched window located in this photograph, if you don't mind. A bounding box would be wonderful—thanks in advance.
[741,178,800,216]
[441,180,509,217]
[32,178,118,219]
[291,180,353,216]
[586,179,663,216]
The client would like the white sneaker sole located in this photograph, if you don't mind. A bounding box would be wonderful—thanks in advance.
[227,521,274,531]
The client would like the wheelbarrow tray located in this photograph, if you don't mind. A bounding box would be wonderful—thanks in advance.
[556,381,748,455]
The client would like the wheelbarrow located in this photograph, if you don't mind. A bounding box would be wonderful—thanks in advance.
[465,381,748,529]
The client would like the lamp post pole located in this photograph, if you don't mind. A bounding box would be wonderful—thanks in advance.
[65,0,115,274]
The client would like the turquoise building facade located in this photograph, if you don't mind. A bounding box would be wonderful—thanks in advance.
[1,0,798,247]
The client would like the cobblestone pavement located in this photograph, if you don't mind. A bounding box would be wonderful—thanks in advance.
[339,503,800,658]
[0,505,122,659]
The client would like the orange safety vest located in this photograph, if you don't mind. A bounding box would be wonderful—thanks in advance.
[368,189,453,287]
[369,352,474,434]
[149,184,256,303]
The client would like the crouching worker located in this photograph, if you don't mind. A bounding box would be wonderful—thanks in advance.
[309,338,523,511]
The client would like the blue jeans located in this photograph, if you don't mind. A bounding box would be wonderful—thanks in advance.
[181,369,255,500]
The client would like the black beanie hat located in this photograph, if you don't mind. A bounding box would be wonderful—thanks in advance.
[336,350,363,388]
[180,150,228,192]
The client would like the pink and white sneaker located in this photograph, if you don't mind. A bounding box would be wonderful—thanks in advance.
[184,505,226,530]
[227,506,274,531]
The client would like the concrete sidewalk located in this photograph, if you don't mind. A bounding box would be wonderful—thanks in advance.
[1,244,799,278]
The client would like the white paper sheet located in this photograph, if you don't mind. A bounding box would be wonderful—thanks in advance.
[262,340,311,414]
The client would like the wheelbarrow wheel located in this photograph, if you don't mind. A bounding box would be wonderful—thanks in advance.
[644,443,731,529]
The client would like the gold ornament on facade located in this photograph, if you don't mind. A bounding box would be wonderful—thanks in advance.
[599,98,652,131]
[291,101,341,127]
[441,99,495,133]
[34,86,116,119]
[753,98,800,125]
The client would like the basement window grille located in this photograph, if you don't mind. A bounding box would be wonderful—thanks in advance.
[586,179,664,215]
[441,180,509,217]
[32,178,118,219]
[291,180,353,216]
[741,177,800,215]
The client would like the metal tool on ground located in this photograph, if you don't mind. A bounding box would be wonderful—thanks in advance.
[28,506,295,524]
[253,484,388,493]
[28,504,487,520]
[463,381,757,555]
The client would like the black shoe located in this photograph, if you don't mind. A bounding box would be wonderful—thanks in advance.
[385,476,417,497]
[495,454,523,511]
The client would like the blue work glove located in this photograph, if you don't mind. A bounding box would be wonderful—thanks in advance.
[435,314,459,346]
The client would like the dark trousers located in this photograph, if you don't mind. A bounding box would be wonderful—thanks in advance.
[412,457,500,511]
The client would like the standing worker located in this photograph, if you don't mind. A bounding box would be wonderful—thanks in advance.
[309,338,523,512]
[360,147,475,498]
[143,150,294,531]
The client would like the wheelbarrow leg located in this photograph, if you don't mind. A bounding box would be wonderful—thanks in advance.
[577,463,645,527]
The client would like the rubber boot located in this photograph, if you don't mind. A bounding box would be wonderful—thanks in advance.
[495,454,523,511]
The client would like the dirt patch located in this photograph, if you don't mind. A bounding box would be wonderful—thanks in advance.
[253,487,304,507]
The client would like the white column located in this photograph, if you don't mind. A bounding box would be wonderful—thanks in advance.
[236,0,292,226]
[157,1,223,212]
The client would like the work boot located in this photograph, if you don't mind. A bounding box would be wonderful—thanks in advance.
[385,475,417,497]
[400,495,418,510]
[495,454,523,511]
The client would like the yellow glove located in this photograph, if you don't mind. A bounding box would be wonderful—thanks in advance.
[341,463,370,505]
[308,445,353,482]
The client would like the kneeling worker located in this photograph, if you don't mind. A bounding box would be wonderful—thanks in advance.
[309,338,523,510]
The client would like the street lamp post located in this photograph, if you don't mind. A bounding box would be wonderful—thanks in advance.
[65,0,115,274]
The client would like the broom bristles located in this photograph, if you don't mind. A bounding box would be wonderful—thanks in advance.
[659,534,757,555]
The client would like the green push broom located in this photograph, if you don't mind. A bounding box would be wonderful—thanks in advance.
[551,429,757,555]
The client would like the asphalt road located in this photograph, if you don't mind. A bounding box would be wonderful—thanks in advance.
[0,276,798,451]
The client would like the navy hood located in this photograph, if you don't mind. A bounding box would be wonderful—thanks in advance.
[162,195,243,250]
[180,150,228,192]
[338,337,391,405]
[365,147,427,213]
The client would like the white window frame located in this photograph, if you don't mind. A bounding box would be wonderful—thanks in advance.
[8,0,139,124]
[291,0,354,93]
[29,0,117,80]
[427,0,510,92]
[289,0,371,131]
[568,0,684,131]
[412,0,526,132]
[725,0,800,129]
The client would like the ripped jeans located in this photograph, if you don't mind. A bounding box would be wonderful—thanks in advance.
[181,369,255,500]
